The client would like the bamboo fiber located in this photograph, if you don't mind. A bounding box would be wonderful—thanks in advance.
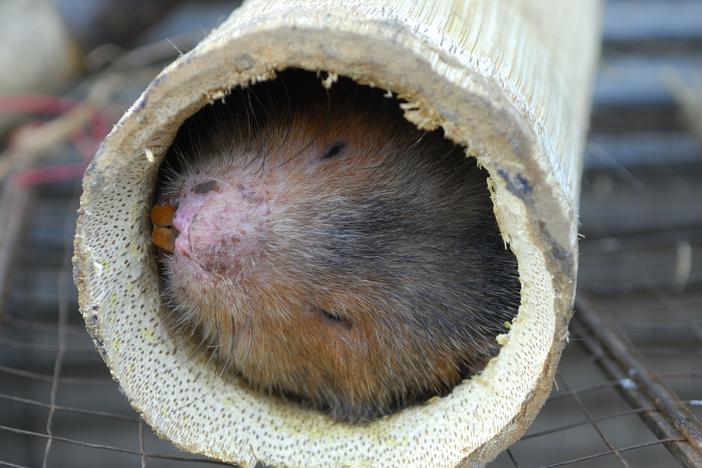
[73,1,602,465]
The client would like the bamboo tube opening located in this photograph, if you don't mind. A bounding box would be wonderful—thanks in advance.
[75,1,599,464]
[149,67,524,420]
[75,64,555,466]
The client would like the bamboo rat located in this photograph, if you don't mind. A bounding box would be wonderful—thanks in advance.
[151,70,520,423]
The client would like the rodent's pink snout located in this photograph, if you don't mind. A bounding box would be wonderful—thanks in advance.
[171,185,209,260]
[171,178,270,279]
[172,194,203,261]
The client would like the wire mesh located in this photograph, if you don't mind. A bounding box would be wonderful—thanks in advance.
[1,0,702,466]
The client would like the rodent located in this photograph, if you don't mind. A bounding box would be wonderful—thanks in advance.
[151,70,520,423]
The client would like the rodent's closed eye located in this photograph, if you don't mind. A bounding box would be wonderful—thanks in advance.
[315,306,353,329]
[321,141,347,160]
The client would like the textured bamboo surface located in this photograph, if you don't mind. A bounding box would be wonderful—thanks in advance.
[73,0,601,466]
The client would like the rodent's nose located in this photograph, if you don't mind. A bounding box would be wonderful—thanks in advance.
[173,224,192,259]
[172,193,207,260]
[171,179,270,278]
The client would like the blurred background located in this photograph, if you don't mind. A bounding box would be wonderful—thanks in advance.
[0,0,700,466]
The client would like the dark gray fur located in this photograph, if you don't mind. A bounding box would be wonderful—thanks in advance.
[157,70,520,422]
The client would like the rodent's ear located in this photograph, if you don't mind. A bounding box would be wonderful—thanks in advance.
[321,141,346,160]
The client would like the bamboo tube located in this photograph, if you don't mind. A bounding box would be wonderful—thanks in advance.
[73,1,602,466]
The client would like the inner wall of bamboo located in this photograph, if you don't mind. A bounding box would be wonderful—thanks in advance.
[77,64,557,464]
[135,70,554,443]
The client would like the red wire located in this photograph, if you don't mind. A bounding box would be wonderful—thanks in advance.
[13,162,90,187]
[1,94,113,187]
[0,95,78,115]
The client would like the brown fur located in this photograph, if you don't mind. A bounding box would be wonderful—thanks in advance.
[155,70,520,423]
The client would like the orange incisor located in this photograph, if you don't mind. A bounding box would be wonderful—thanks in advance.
[151,204,176,253]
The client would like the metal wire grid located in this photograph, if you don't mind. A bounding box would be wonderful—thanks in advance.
[493,295,702,467]
[1,0,701,466]
[0,170,231,467]
[2,172,700,468]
